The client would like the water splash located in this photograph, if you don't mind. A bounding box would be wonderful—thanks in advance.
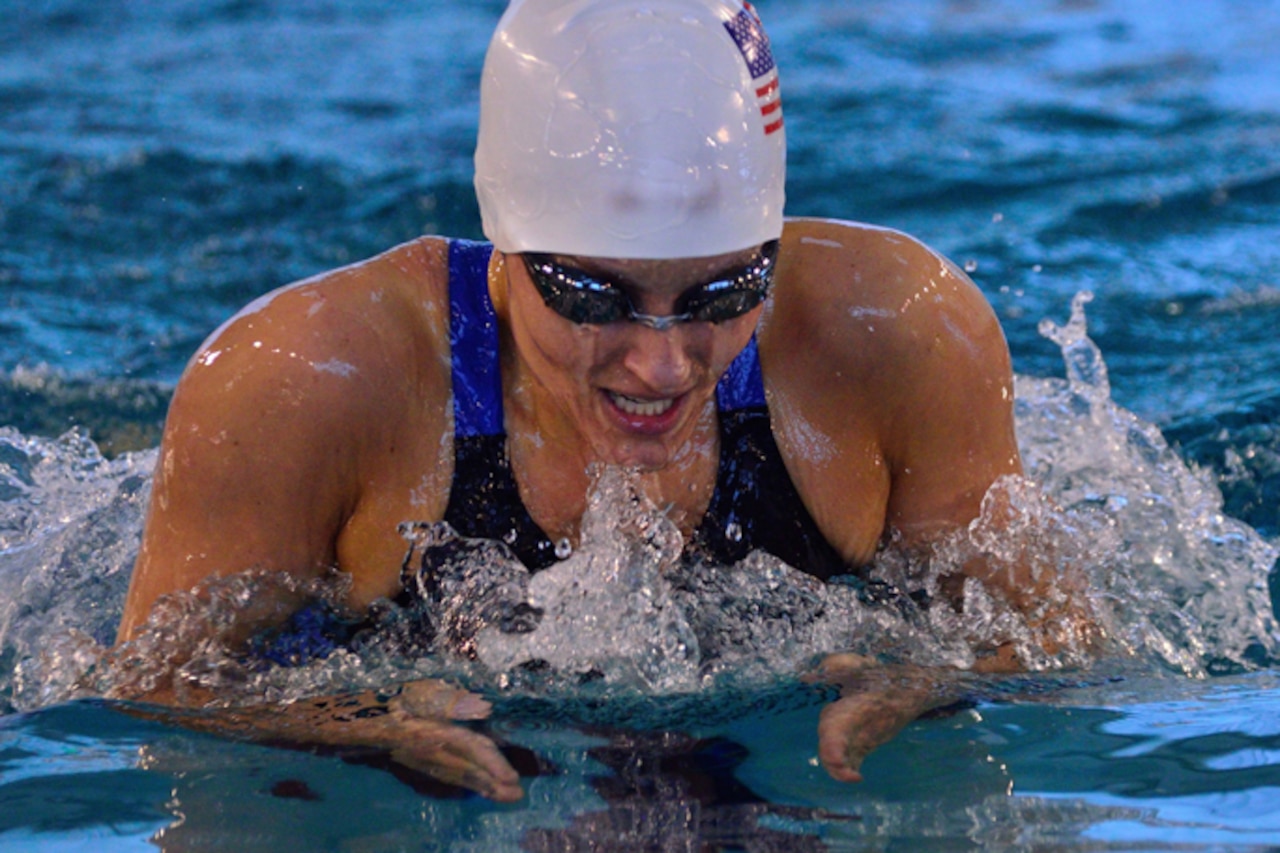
[401,468,1088,696]
[1017,295,1280,675]
[1037,291,1110,405]
[1,296,1277,712]
[453,468,699,692]
[0,427,152,713]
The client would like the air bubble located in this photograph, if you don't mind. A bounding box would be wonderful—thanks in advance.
[4,351,1279,713]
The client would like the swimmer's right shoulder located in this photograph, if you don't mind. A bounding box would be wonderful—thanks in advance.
[191,236,452,370]
[173,236,455,440]
[274,235,452,349]
[132,238,459,627]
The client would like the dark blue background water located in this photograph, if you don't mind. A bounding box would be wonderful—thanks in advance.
[5,1,1280,540]
[3,0,1279,454]
[3,3,1280,848]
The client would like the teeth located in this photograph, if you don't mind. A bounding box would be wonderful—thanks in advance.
[609,392,675,417]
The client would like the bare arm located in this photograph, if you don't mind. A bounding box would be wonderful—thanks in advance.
[113,680,524,802]
[770,220,1092,782]
[766,219,1023,570]
[120,285,367,642]
[112,241,525,800]
[120,241,455,640]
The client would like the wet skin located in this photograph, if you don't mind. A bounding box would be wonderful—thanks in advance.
[499,246,764,540]
[117,217,1031,798]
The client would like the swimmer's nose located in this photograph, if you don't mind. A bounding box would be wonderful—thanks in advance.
[621,325,695,392]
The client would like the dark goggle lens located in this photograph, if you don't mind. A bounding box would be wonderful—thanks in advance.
[523,259,633,324]
[524,239,777,326]
[550,289,630,325]
[679,240,777,321]
[679,278,768,322]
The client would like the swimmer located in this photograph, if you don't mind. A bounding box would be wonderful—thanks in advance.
[115,0,1086,800]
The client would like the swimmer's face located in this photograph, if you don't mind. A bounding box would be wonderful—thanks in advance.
[504,245,767,471]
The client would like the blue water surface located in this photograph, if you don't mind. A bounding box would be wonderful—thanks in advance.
[3,0,1280,849]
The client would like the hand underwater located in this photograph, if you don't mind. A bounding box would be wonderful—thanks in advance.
[126,678,525,803]
[807,654,947,784]
[381,680,525,802]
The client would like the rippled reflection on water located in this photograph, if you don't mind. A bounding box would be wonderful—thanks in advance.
[2,0,1280,848]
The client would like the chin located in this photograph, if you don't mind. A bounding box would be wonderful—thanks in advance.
[598,437,677,472]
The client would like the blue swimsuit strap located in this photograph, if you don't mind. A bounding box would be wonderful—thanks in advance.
[443,239,560,570]
[717,336,767,413]
[448,239,504,437]
[446,237,765,427]
[443,238,846,580]
[246,241,841,667]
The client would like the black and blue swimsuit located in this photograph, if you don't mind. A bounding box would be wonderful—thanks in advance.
[441,239,847,581]
[249,240,849,665]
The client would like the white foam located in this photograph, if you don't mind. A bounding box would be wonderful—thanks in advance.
[2,295,1278,712]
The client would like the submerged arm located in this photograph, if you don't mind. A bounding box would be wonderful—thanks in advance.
[772,221,1095,782]
[112,243,524,800]
[111,680,524,802]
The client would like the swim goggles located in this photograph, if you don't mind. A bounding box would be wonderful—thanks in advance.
[521,240,779,331]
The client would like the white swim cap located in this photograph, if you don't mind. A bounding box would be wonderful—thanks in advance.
[474,0,786,259]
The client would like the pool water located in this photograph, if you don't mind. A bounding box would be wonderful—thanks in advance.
[4,673,1280,849]
[4,0,1280,849]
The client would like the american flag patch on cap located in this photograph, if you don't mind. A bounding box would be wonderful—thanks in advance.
[723,2,783,135]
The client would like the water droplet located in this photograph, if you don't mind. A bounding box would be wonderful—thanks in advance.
[963,259,979,273]
[503,528,518,545]
[725,522,743,543]
[554,538,573,560]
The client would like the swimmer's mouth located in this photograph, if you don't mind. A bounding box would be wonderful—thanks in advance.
[606,391,676,418]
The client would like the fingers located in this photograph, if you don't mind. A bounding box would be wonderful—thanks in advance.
[298,685,522,802]
[816,688,930,785]
[391,717,524,802]
[817,694,872,782]
[385,687,521,801]
[806,654,927,782]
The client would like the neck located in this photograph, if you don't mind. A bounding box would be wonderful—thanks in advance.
[489,249,722,542]
[503,385,722,545]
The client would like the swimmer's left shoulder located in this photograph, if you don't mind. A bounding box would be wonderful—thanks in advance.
[768,217,1007,384]
[779,218,969,303]
[782,217,913,248]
